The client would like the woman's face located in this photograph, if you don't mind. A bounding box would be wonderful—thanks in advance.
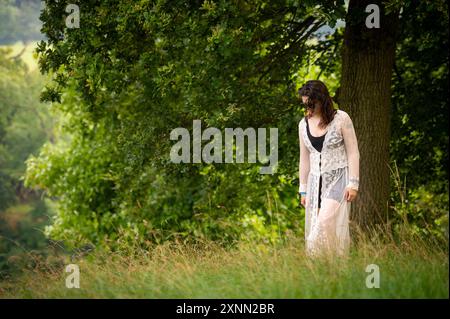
[301,96,309,105]
[302,95,320,110]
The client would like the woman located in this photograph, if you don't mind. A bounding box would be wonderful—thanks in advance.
[298,80,360,256]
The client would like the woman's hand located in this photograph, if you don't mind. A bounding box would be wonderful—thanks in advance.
[300,194,306,207]
[344,187,358,202]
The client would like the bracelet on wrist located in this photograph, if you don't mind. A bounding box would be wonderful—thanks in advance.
[346,184,359,191]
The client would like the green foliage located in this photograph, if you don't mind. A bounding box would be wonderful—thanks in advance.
[390,162,449,245]
[386,1,449,243]
[0,172,15,211]
[0,45,53,277]
[390,0,449,191]
[0,47,52,200]
[20,0,448,251]
[0,201,52,278]
[25,0,347,248]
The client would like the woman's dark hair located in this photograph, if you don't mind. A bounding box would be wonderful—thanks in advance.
[298,80,336,129]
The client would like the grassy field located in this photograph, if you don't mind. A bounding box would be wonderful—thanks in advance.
[0,227,448,299]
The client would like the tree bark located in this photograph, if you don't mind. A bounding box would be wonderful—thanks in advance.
[338,0,399,229]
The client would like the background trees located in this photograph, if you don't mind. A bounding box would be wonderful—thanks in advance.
[26,0,349,247]
[0,0,447,252]
[0,46,53,277]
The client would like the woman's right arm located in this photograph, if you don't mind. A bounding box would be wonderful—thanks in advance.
[299,120,310,197]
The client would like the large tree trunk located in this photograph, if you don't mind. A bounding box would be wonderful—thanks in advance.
[338,0,399,229]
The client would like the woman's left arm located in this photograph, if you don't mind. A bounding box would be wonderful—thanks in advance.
[342,112,360,199]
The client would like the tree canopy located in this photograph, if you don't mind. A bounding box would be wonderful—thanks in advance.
[20,0,448,248]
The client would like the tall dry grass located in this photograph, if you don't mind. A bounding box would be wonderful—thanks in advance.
[0,221,447,299]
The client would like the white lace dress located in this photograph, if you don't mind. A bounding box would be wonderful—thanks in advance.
[298,109,360,256]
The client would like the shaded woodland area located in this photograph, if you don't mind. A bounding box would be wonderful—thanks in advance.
[0,0,448,298]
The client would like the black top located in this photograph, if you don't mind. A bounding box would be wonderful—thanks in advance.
[306,118,326,152]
